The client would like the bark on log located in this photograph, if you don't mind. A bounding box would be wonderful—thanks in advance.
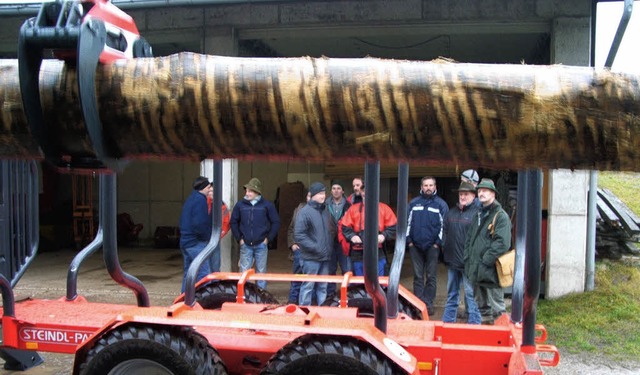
[1,53,639,171]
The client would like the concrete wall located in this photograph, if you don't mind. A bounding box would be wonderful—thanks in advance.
[117,160,199,240]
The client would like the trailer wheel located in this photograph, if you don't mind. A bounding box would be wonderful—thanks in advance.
[195,280,279,309]
[261,335,404,375]
[322,285,423,320]
[78,325,227,375]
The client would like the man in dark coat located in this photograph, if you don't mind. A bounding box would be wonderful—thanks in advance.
[294,182,336,305]
[230,177,281,290]
[441,181,481,324]
[464,178,512,324]
[179,176,213,292]
[326,182,352,296]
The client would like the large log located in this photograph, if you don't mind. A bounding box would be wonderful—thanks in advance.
[1,53,639,171]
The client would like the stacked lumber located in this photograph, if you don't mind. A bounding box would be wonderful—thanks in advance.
[596,188,640,259]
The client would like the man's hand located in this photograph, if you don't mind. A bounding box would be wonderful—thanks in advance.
[291,244,300,251]
[377,234,385,244]
[351,235,362,244]
[239,239,245,245]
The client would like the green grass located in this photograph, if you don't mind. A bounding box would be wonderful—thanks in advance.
[598,171,640,216]
[536,172,640,362]
[537,259,640,361]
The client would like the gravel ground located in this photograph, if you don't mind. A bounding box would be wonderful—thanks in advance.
[544,352,640,375]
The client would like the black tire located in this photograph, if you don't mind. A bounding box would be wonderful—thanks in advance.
[261,335,405,375]
[78,325,227,375]
[195,280,279,309]
[322,285,423,320]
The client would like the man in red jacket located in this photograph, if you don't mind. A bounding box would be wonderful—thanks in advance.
[341,185,396,276]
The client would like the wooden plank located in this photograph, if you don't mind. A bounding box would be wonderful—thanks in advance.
[596,195,622,229]
[599,188,640,226]
[598,188,640,235]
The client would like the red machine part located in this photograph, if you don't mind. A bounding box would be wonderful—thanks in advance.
[83,0,142,62]
[50,0,143,63]
[2,271,558,374]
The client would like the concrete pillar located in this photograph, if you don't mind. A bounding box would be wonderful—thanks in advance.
[204,26,238,56]
[546,169,589,298]
[545,15,590,298]
[550,16,591,66]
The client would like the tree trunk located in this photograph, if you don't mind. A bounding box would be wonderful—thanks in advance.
[0,53,639,171]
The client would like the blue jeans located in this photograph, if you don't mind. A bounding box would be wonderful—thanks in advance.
[352,258,386,277]
[239,242,268,290]
[327,242,352,296]
[299,259,329,306]
[409,245,439,312]
[181,241,211,292]
[442,268,481,324]
[288,250,303,303]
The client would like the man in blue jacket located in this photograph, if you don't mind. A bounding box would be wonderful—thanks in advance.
[230,178,281,290]
[179,176,213,292]
[407,176,449,316]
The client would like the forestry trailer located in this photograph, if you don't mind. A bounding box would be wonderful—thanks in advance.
[1,0,638,373]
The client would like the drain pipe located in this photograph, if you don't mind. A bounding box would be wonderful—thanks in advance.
[585,171,597,291]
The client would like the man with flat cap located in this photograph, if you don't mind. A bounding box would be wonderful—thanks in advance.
[179,176,213,292]
[464,178,512,324]
[442,181,481,324]
[294,182,336,305]
[230,177,281,290]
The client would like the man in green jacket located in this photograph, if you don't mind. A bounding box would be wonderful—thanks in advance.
[464,178,512,324]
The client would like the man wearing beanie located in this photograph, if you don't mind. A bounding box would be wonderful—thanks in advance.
[230,177,280,290]
[294,182,335,305]
[464,178,512,324]
[179,176,213,292]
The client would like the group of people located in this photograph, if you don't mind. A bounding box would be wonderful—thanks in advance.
[178,176,280,292]
[288,178,398,306]
[441,170,513,324]
[178,170,513,323]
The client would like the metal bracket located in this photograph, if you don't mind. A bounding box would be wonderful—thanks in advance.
[18,1,152,171]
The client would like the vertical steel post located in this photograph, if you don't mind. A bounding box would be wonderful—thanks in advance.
[386,162,408,318]
[364,161,387,333]
[522,170,542,348]
[184,160,222,306]
[510,171,528,323]
[101,173,150,307]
